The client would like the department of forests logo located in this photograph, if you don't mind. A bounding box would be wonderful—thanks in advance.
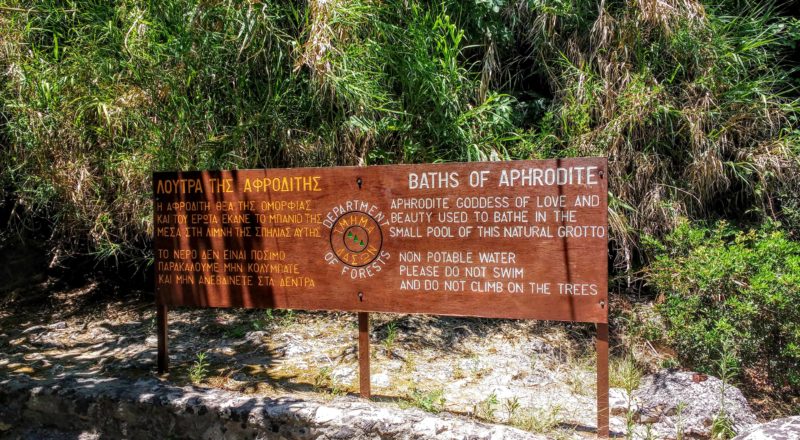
[330,211,383,267]
[323,202,391,279]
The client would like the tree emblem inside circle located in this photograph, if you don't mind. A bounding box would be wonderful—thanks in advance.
[330,211,383,267]
[343,226,369,252]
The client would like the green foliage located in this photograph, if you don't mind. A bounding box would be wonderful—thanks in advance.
[253,309,296,329]
[223,324,247,339]
[647,220,800,390]
[0,0,527,262]
[381,321,398,357]
[474,391,499,420]
[512,0,800,272]
[1,0,320,263]
[188,351,210,384]
[710,412,735,440]
[405,387,446,413]
[612,303,667,347]
[508,404,563,434]
[676,401,688,440]
[610,356,642,393]
[313,366,332,389]
[503,396,521,421]
[1,0,797,269]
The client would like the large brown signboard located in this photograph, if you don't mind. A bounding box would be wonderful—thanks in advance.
[153,158,608,323]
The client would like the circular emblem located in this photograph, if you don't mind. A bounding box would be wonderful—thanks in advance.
[330,211,383,267]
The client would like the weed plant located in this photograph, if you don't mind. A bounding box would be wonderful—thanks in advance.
[403,387,446,413]
[381,321,398,357]
[509,404,563,434]
[188,351,210,384]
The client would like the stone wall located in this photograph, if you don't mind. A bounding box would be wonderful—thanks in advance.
[0,375,544,440]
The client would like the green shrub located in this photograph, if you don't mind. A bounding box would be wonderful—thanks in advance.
[647,220,800,390]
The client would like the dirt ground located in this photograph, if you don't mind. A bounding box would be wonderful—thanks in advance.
[1,275,626,438]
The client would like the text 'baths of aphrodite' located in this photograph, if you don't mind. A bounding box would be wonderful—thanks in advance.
[408,166,601,189]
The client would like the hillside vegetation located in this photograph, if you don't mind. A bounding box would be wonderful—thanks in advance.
[1,0,799,411]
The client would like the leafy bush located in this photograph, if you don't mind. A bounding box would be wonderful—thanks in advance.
[647,220,800,390]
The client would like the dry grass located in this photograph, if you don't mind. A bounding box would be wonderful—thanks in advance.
[505,0,799,276]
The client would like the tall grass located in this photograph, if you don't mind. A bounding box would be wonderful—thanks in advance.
[0,0,797,271]
[514,0,799,274]
[1,1,328,264]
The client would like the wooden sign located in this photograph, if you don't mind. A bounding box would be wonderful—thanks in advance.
[154,158,608,322]
[153,158,610,437]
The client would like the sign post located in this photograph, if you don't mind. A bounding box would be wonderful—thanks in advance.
[157,303,168,374]
[358,312,371,398]
[597,322,610,437]
[153,158,609,436]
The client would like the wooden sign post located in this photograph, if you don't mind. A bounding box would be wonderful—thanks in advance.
[153,158,609,437]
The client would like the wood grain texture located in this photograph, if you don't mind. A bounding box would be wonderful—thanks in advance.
[154,158,608,323]
[157,304,168,374]
[358,312,371,398]
[597,322,610,438]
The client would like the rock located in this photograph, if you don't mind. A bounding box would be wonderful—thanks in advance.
[0,375,546,440]
[371,373,390,388]
[8,337,26,347]
[733,416,800,440]
[49,321,67,330]
[330,365,356,384]
[24,353,46,361]
[609,388,637,416]
[284,342,311,356]
[231,373,248,382]
[0,426,101,440]
[244,331,267,345]
[632,370,757,439]
[21,325,47,335]
[217,346,236,356]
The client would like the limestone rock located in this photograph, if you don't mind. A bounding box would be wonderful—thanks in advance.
[632,370,757,439]
[371,372,390,388]
[0,375,545,440]
[609,388,637,416]
[244,330,267,345]
[0,427,100,440]
[330,365,356,384]
[733,416,800,440]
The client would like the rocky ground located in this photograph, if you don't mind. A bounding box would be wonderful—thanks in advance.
[0,278,770,439]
